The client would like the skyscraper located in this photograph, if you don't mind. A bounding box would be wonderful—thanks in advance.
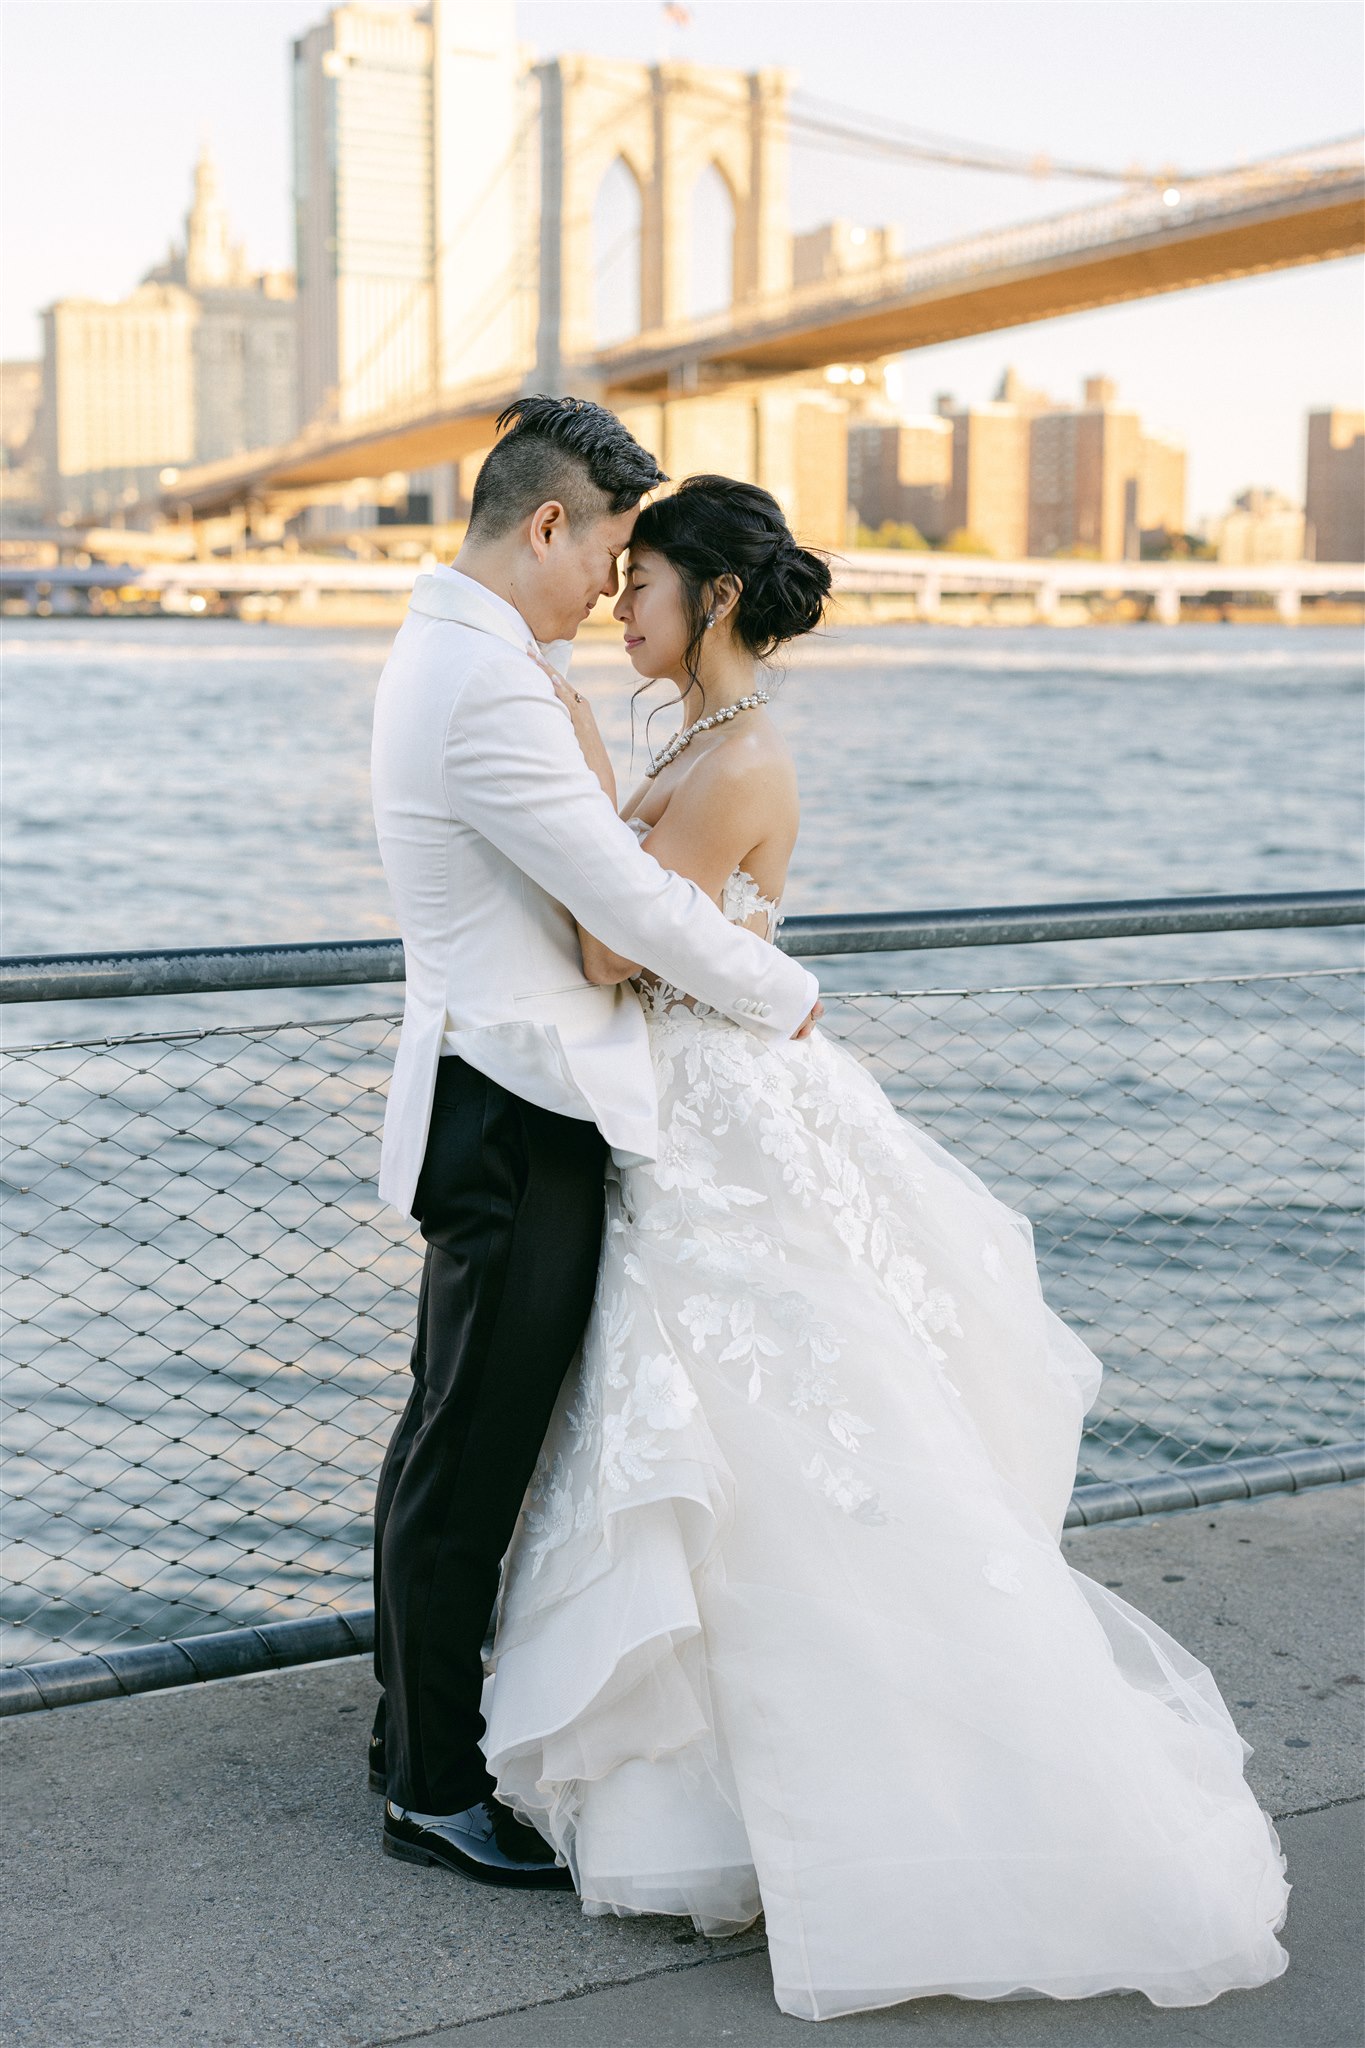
[847,414,952,538]
[291,1,533,434]
[147,146,298,468]
[0,359,42,524]
[1210,488,1306,565]
[1027,378,1184,559]
[1137,430,1187,547]
[945,402,1032,558]
[39,148,295,520]
[1305,410,1365,562]
[849,370,1186,562]
[40,285,199,519]
[939,371,1053,557]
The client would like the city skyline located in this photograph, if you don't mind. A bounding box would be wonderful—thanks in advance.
[3,0,1362,524]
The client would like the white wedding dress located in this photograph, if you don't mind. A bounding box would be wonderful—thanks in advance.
[481,829,1291,2022]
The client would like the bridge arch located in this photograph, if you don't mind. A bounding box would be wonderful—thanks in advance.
[688,161,737,321]
[535,54,791,374]
[593,155,645,346]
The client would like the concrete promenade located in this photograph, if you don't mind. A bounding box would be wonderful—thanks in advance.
[2,1483,1360,2048]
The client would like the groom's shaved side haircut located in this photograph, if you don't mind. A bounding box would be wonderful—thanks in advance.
[468,395,667,540]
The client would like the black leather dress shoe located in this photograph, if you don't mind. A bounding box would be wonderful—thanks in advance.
[383,1797,573,1889]
[368,1725,386,1794]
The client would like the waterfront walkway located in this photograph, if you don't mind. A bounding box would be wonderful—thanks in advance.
[3,1483,1360,2048]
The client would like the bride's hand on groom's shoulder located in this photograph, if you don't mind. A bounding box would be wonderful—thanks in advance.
[528,642,617,805]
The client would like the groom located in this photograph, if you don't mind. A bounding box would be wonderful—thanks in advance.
[368,396,822,1887]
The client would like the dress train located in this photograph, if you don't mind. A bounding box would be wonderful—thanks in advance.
[480,859,1290,2020]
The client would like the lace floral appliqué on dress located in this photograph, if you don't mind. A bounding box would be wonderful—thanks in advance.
[482,820,1291,2024]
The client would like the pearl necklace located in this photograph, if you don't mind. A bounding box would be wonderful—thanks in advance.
[646,690,770,778]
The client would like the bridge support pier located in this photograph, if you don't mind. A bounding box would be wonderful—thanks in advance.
[1033,580,1059,624]
[1154,584,1181,626]
[1275,584,1302,624]
[917,574,941,622]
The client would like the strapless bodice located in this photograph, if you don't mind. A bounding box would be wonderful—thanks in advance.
[625,813,782,942]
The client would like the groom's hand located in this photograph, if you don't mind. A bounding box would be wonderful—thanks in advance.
[791,999,823,1040]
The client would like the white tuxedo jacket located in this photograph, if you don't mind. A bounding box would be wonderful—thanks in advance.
[370,566,820,1216]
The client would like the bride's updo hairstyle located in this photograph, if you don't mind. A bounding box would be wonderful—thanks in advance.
[630,475,832,682]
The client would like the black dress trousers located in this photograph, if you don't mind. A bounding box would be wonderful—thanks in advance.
[372,1053,609,1814]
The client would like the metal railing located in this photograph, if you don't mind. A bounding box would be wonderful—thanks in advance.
[3,888,1360,999]
[3,891,1362,1712]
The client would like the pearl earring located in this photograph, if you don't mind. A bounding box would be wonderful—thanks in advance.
[705,611,715,629]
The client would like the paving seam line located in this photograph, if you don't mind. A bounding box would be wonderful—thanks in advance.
[364,1938,769,2045]
[1272,1792,1364,1821]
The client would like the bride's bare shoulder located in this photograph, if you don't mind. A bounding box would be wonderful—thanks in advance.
[620,719,795,834]
[658,727,797,856]
[699,719,797,798]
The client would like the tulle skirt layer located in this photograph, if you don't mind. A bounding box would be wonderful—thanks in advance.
[482,1010,1290,2020]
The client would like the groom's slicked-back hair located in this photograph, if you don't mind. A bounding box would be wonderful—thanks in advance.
[467,395,667,540]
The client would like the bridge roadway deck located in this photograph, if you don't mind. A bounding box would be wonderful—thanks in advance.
[162,143,1365,516]
[2,1483,1360,2047]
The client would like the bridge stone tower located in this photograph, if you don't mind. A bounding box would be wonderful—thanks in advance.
[527,55,846,548]
[534,56,792,386]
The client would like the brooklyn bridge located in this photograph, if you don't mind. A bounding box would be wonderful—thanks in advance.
[161,32,1364,530]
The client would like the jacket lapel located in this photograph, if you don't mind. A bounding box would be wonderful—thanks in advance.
[408,567,575,678]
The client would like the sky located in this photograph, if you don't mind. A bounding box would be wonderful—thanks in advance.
[3,0,1362,523]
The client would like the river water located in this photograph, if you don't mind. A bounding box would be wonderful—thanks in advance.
[2,618,1361,978]
[2,619,1361,1660]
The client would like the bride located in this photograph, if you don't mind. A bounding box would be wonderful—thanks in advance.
[479,475,1291,2022]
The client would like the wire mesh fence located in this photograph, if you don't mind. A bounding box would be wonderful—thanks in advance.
[3,965,1361,1668]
